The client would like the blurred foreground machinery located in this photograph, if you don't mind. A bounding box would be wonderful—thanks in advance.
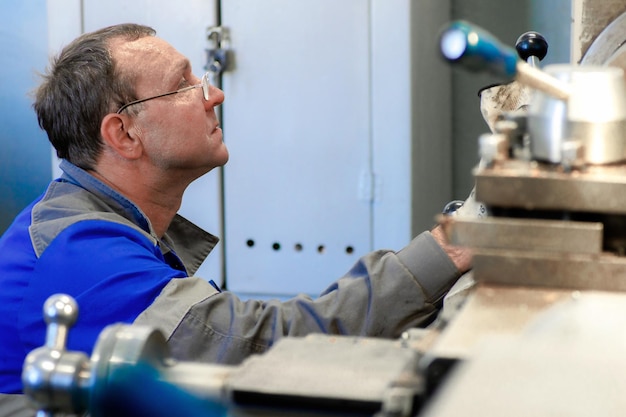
[21,16,626,417]
[23,294,427,417]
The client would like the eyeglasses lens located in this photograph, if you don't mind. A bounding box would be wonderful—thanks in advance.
[201,73,210,101]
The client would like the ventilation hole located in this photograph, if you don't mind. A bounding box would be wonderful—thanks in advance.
[294,243,303,252]
[317,245,325,254]
[345,246,354,254]
[272,242,281,251]
[246,239,255,248]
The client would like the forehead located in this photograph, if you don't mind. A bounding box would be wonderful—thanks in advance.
[111,36,188,79]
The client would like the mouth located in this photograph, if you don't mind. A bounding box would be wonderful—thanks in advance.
[210,120,220,132]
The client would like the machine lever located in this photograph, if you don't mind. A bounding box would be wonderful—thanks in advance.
[439,20,570,100]
[439,20,518,79]
[22,294,90,416]
[43,294,78,350]
[515,31,548,67]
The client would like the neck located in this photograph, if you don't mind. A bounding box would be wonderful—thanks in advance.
[89,165,189,238]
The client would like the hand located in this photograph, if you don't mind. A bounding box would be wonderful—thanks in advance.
[431,224,473,275]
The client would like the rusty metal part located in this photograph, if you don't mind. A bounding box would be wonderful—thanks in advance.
[577,0,626,63]
[579,6,626,85]
[580,9,626,65]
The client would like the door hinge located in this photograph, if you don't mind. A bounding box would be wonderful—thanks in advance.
[358,171,382,203]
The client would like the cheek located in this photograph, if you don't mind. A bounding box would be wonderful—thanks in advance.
[175,109,208,138]
[139,105,210,151]
[179,110,198,124]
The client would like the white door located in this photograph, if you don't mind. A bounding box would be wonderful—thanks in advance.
[221,0,373,297]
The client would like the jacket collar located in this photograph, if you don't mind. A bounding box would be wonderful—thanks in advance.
[56,160,218,275]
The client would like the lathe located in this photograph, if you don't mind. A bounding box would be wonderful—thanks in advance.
[21,17,626,417]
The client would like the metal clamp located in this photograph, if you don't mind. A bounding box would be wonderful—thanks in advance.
[206,26,231,77]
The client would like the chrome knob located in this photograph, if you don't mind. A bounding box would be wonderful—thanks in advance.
[22,294,89,416]
[43,294,78,350]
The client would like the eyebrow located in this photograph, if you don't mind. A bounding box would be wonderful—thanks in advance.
[175,59,192,75]
[162,60,191,88]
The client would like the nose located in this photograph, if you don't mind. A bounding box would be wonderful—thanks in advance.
[205,84,225,109]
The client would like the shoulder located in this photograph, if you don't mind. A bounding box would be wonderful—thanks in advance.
[30,180,155,257]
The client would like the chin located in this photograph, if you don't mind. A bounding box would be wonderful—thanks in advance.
[216,145,229,165]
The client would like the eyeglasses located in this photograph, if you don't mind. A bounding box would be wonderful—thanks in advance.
[116,72,211,114]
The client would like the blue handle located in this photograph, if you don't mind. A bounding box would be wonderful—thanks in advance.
[92,363,227,417]
[439,20,519,80]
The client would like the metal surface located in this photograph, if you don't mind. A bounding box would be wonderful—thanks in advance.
[441,215,603,254]
[423,284,572,361]
[472,249,626,291]
[573,0,626,63]
[228,335,422,415]
[474,159,626,214]
[580,10,626,66]
[578,4,626,90]
[421,292,626,417]
[527,64,626,164]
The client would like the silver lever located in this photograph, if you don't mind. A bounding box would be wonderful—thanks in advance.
[22,294,90,416]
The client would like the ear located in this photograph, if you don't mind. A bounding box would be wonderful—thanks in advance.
[100,113,142,160]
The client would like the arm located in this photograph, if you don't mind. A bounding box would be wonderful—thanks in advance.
[143,230,467,365]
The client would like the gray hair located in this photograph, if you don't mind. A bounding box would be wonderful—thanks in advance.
[34,23,156,169]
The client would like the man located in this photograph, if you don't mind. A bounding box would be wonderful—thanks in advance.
[0,23,471,406]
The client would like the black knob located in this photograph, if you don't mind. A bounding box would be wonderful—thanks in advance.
[515,31,548,61]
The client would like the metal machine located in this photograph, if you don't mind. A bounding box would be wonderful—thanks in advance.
[21,19,626,417]
[420,20,626,417]
[22,294,427,417]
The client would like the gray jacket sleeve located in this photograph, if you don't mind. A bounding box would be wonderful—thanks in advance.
[0,395,38,417]
[135,230,460,365]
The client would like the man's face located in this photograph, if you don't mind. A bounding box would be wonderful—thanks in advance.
[112,36,228,177]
